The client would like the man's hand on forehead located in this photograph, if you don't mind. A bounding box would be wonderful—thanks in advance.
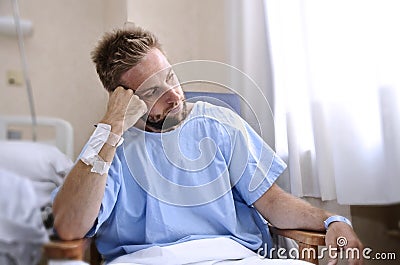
[106,86,148,132]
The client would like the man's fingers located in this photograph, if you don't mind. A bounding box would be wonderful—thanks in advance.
[127,95,147,115]
[325,224,364,265]
[123,96,148,131]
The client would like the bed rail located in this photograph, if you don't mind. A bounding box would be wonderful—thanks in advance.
[0,115,74,159]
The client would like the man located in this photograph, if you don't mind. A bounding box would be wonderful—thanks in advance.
[52,25,363,264]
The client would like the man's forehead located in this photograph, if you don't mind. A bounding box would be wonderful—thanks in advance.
[120,48,171,90]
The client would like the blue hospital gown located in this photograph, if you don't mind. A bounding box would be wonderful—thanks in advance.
[61,101,286,262]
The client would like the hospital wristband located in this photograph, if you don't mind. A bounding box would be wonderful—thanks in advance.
[324,215,352,230]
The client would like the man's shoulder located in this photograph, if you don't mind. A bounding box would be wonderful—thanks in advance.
[189,101,247,135]
[193,101,240,121]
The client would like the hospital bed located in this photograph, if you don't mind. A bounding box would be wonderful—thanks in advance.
[0,115,74,264]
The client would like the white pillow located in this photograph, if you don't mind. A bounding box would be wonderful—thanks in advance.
[0,141,73,208]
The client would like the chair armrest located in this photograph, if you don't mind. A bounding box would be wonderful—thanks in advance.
[268,225,326,264]
[268,225,326,246]
[42,237,91,261]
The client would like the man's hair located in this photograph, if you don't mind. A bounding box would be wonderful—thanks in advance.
[91,25,163,92]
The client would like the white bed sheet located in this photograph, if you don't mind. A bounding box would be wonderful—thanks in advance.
[0,169,48,265]
[108,237,311,265]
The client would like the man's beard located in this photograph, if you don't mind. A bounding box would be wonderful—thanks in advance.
[144,101,187,132]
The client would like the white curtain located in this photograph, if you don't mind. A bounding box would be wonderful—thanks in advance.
[264,0,400,204]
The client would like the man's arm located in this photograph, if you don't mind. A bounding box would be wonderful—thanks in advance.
[254,183,328,230]
[52,87,146,240]
[254,183,364,265]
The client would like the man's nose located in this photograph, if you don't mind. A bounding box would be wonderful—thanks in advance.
[162,86,181,103]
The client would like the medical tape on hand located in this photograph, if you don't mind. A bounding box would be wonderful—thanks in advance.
[80,123,121,166]
[91,154,112,175]
[106,130,124,147]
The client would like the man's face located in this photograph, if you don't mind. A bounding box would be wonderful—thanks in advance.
[120,48,186,132]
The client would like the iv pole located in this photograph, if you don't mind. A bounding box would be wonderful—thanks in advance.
[11,0,37,141]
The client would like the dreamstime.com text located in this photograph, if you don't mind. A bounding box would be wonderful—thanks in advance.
[257,237,397,261]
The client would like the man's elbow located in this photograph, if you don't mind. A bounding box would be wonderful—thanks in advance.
[53,215,88,240]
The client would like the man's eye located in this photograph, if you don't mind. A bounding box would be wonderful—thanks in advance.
[142,88,157,98]
[167,72,175,83]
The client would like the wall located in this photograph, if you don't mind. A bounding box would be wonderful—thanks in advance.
[0,0,126,159]
[1,0,227,158]
[127,0,228,64]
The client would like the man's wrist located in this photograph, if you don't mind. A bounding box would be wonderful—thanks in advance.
[80,122,122,174]
[95,123,124,147]
[324,215,353,230]
[99,119,123,135]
